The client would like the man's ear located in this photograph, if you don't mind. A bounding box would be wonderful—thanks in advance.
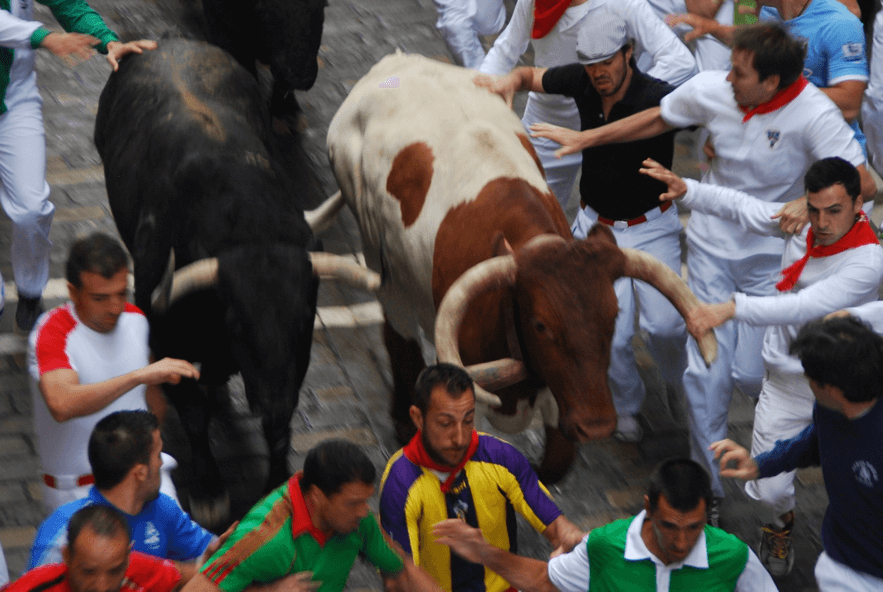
[132,462,149,484]
[409,405,424,433]
[643,494,651,516]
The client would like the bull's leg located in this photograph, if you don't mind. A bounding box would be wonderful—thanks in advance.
[537,425,577,485]
[262,413,293,492]
[270,78,300,119]
[384,319,425,443]
[168,381,230,531]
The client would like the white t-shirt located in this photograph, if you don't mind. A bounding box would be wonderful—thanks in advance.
[661,71,866,259]
[29,302,150,479]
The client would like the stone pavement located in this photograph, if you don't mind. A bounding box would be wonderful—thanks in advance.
[0,0,874,589]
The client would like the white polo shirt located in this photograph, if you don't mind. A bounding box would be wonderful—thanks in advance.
[661,71,866,260]
[680,178,883,376]
[29,302,150,479]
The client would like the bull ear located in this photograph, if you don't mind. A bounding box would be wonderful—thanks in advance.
[491,231,515,258]
[575,226,625,281]
[586,223,617,246]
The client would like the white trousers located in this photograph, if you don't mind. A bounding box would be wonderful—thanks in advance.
[521,97,582,209]
[572,205,687,417]
[863,10,883,178]
[683,243,779,497]
[433,0,506,68]
[815,551,883,592]
[744,371,815,523]
[0,76,53,298]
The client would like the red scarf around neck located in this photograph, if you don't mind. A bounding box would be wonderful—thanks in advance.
[740,76,808,122]
[532,0,571,39]
[776,212,879,292]
[403,430,480,493]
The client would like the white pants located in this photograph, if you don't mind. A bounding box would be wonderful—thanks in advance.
[0,74,53,298]
[521,96,582,209]
[572,205,687,417]
[815,551,883,592]
[863,9,883,178]
[683,243,779,497]
[433,0,506,68]
[744,371,815,523]
[41,453,181,513]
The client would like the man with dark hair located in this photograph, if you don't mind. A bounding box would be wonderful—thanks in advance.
[183,439,444,592]
[712,316,883,590]
[476,12,687,444]
[432,458,776,591]
[379,363,583,592]
[6,505,181,592]
[28,232,199,512]
[531,21,874,520]
[29,411,214,574]
[644,154,883,575]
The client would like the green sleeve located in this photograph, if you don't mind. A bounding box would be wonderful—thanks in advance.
[36,0,118,53]
[361,515,405,575]
[30,27,51,49]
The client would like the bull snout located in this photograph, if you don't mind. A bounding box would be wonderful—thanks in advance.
[559,413,617,442]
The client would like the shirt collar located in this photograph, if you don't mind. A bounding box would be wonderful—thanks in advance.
[624,510,709,569]
[739,75,809,122]
[288,473,328,546]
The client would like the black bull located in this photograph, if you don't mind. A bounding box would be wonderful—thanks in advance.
[94,39,318,527]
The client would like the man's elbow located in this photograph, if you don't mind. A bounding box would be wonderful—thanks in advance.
[43,396,76,423]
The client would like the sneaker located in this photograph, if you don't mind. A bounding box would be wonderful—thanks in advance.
[708,496,723,528]
[759,511,795,577]
[15,295,43,334]
[614,414,644,442]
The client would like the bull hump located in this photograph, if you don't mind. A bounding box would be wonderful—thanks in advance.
[386,142,434,228]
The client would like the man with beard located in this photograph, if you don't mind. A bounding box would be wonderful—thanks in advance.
[378,363,584,592]
[475,13,688,446]
[28,411,214,581]
[6,506,182,592]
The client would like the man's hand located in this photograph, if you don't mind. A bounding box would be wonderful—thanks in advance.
[433,519,492,564]
[473,73,518,109]
[825,310,852,320]
[710,439,759,480]
[40,32,98,66]
[198,521,238,569]
[639,158,687,201]
[665,13,722,43]
[105,40,157,71]
[686,300,735,336]
[772,196,809,235]
[529,123,589,158]
[259,573,320,592]
[138,358,200,386]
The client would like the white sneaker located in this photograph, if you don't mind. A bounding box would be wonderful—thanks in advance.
[614,414,643,442]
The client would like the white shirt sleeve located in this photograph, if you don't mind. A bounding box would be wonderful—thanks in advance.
[659,71,718,127]
[735,548,780,592]
[547,534,591,592]
[681,179,785,237]
[0,10,44,49]
[805,91,867,167]
[844,301,883,334]
[617,0,697,85]
[479,0,534,75]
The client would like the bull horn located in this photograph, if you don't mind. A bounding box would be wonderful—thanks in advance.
[152,258,220,312]
[435,255,525,408]
[620,248,718,366]
[304,191,345,234]
[150,250,176,312]
[309,252,381,293]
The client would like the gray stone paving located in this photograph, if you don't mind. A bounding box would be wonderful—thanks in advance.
[2,0,877,590]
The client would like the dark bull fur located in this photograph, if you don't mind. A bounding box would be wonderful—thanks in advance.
[94,39,318,528]
[202,0,327,117]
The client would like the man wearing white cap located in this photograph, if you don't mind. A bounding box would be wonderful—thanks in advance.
[476,12,688,444]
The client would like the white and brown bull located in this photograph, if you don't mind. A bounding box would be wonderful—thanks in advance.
[323,53,716,482]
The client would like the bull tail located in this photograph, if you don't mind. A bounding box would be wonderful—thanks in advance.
[304,190,344,234]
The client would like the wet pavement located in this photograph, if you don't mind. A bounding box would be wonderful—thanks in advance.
[0,0,876,590]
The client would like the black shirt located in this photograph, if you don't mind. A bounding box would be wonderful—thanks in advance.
[542,62,678,220]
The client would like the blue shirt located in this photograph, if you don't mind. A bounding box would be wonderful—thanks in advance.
[29,487,213,568]
[761,0,868,152]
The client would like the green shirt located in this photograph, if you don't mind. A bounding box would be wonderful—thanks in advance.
[202,475,404,592]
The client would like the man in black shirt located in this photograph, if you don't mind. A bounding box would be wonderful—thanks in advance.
[475,12,688,448]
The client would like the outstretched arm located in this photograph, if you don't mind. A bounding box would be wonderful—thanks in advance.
[474,67,547,109]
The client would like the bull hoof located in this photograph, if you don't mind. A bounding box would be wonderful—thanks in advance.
[189,492,231,533]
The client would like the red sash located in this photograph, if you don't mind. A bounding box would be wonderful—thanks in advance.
[776,212,879,292]
[403,430,480,493]
[532,0,571,39]
[740,76,808,122]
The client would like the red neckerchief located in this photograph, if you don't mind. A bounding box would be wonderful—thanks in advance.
[287,472,328,546]
[740,76,808,122]
[777,212,879,292]
[403,430,480,493]
[532,0,571,39]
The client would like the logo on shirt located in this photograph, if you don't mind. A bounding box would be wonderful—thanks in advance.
[144,522,161,548]
[842,43,864,63]
[766,129,781,149]
[853,460,878,488]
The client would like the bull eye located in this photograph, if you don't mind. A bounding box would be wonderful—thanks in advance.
[532,319,547,334]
